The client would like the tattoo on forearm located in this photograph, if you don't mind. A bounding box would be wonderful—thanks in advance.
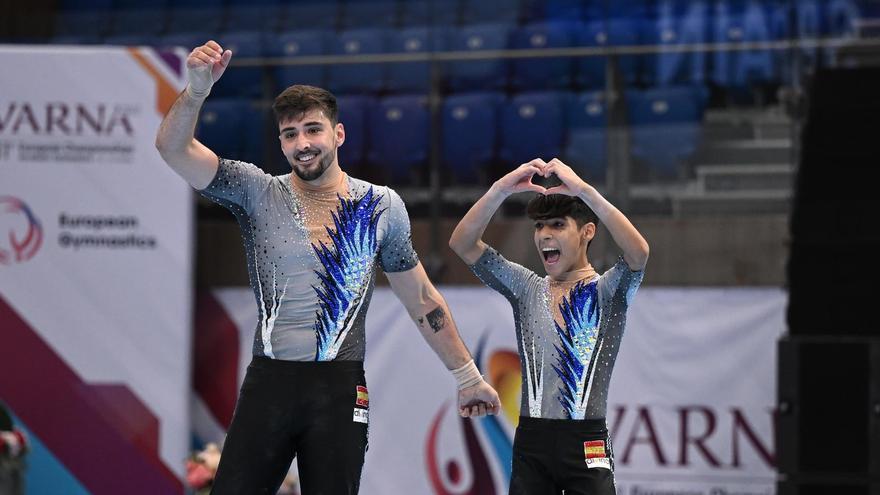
[420,307,449,333]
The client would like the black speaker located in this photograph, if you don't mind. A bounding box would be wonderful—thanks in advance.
[782,65,880,494]
[777,337,880,493]
[787,68,880,338]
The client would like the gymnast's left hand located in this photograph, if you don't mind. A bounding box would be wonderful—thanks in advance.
[458,380,502,418]
[542,158,590,197]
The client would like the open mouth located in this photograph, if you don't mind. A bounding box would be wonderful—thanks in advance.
[542,248,561,264]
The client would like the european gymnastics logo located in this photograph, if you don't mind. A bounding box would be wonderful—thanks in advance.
[0,196,43,265]
[426,337,521,495]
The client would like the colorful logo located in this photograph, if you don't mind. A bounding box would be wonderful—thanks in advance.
[0,196,42,265]
[425,336,521,494]
[584,440,606,459]
[356,385,369,408]
[584,440,611,470]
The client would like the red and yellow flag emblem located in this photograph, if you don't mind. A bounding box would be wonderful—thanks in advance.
[356,385,369,407]
[584,440,606,459]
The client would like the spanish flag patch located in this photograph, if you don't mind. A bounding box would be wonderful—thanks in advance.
[356,385,369,408]
[584,440,606,459]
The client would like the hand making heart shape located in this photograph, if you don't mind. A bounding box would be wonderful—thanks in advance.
[493,158,589,198]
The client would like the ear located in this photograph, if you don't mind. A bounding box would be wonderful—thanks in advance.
[581,222,596,242]
[335,122,345,147]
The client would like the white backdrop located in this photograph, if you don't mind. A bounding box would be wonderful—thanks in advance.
[203,286,784,495]
[0,45,191,493]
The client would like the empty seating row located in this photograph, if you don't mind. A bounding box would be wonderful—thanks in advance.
[48,0,872,97]
[53,0,576,36]
[51,0,874,41]
[196,87,706,186]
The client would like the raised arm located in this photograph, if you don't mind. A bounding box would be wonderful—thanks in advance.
[544,158,650,270]
[385,263,501,418]
[449,159,548,264]
[155,40,232,190]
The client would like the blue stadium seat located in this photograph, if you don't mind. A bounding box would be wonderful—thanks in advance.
[712,1,775,89]
[399,0,459,26]
[510,21,577,90]
[197,99,247,162]
[642,2,709,86]
[367,95,430,184]
[54,0,113,36]
[446,23,511,91]
[442,92,504,184]
[225,0,283,32]
[339,0,399,29]
[166,0,225,34]
[823,0,871,74]
[564,91,607,183]
[604,0,651,19]
[240,102,269,169]
[327,29,389,94]
[278,0,340,30]
[575,19,641,89]
[499,91,567,165]
[830,0,876,36]
[336,95,374,171]
[268,30,329,92]
[102,33,161,47]
[210,32,265,99]
[795,0,829,37]
[793,1,831,74]
[627,86,704,177]
[460,0,521,24]
[642,0,681,17]
[767,0,793,40]
[386,27,450,93]
[109,0,167,36]
[522,0,586,22]
[157,32,213,52]
[200,99,274,172]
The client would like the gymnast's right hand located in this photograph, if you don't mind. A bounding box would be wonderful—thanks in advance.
[492,158,549,197]
[186,40,232,99]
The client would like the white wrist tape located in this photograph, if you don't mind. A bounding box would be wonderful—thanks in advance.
[185,84,211,99]
[451,359,483,390]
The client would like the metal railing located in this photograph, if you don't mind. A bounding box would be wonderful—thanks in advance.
[214,34,878,274]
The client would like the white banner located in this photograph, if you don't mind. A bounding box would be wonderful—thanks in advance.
[0,45,190,493]
[202,286,783,495]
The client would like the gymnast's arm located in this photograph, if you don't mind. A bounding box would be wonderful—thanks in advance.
[543,158,650,270]
[449,158,548,264]
[155,40,232,190]
[386,263,501,418]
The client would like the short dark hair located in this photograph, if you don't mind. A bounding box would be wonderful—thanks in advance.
[526,194,598,228]
[272,85,338,126]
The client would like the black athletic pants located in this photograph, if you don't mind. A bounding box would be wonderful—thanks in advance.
[211,357,369,495]
[509,416,615,495]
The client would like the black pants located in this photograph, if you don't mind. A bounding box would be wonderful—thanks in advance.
[509,417,615,495]
[211,357,369,495]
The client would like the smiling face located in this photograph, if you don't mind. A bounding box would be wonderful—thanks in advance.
[533,216,595,279]
[278,108,345,182]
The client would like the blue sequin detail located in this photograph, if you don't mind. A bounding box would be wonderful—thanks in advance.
[551,280,600,419]
[313,188,385,361]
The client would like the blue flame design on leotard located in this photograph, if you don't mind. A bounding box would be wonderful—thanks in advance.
[551,280,600,419]
[313,188,384,361]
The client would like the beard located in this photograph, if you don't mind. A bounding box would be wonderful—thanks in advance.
[291,147,335,181]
